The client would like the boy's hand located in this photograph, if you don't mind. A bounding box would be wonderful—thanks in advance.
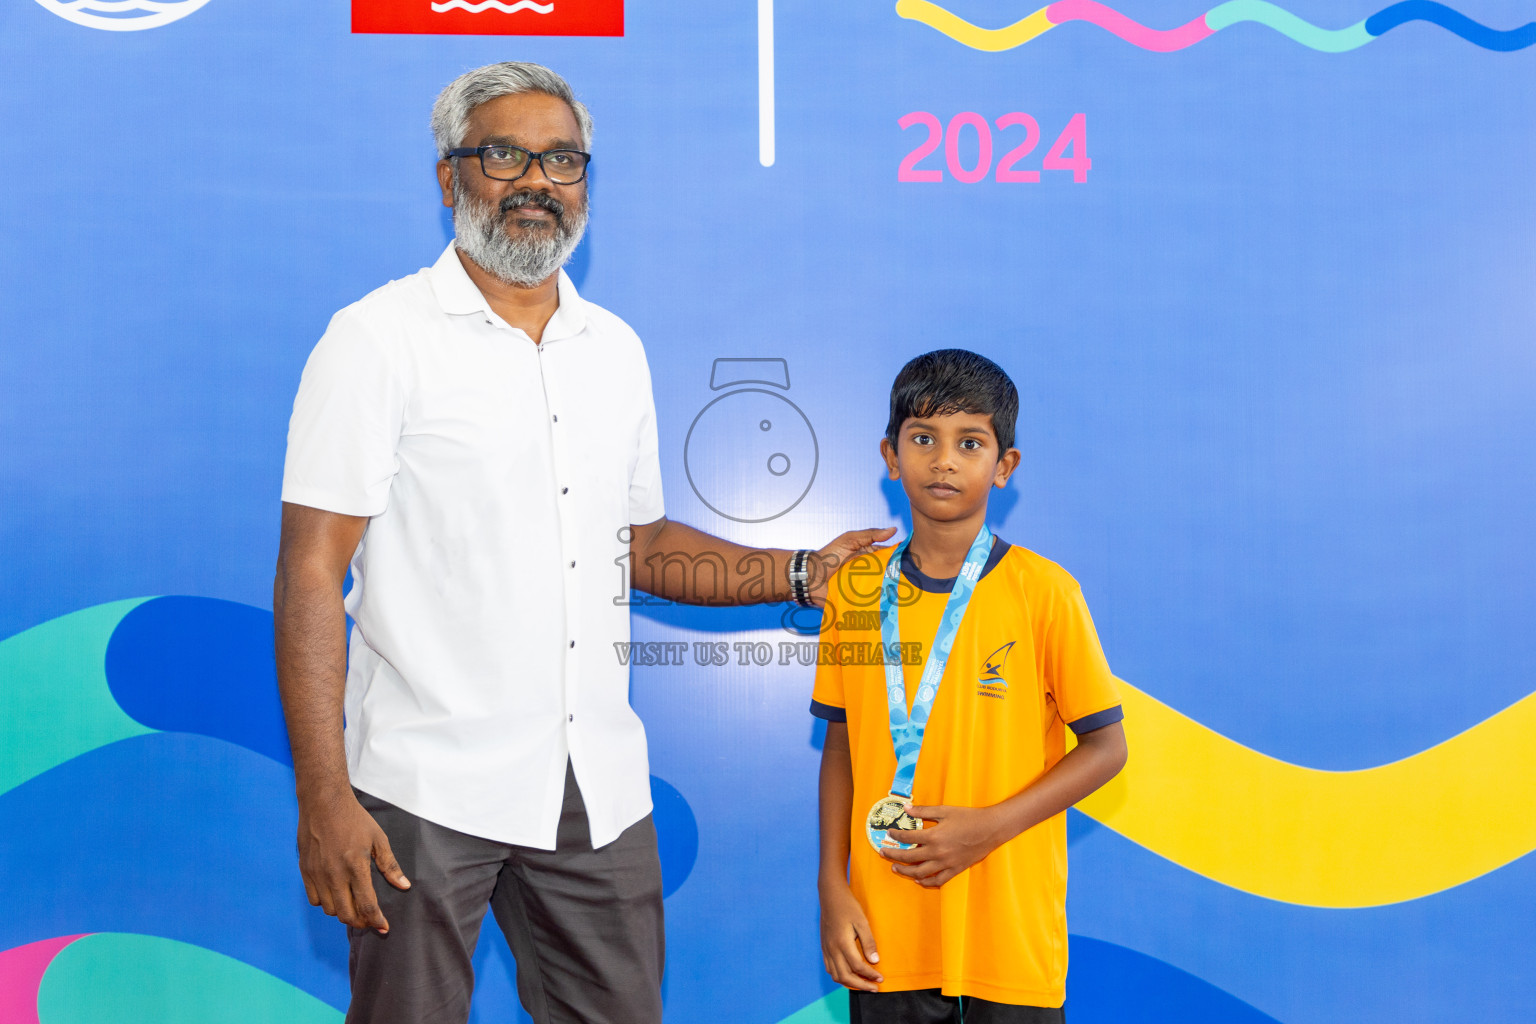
[880,804,1007,888]
[819,883,883,991]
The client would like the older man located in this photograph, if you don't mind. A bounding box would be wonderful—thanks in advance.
[274,62,889,1024]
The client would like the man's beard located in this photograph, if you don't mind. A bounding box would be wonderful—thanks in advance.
[451,178,588,288]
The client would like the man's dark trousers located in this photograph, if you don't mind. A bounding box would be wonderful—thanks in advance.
[344,763,665,1024]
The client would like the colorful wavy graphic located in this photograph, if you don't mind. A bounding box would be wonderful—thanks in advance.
[3,934,341,1024]
[0,936,84,1024]
[770,936,1285,1023]
[0,732,354,1006]
[895,0,1536,52]
[0,597,699,896]
[0,598,152,796]
[4,931,1285,1024]
[3,598,1535,912]
[1072,677,1536,906]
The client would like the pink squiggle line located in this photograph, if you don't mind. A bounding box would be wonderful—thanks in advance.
[1045,0,1214,50]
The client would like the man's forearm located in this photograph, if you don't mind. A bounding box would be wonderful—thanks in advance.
[631,518,798,606]
[274,564,353,801]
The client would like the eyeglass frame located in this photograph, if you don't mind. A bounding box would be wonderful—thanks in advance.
[445,144,592,185]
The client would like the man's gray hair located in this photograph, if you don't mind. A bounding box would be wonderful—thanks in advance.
[431,61,594,158]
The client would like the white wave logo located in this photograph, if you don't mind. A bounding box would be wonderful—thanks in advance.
[431,0,554,12]
[32,0,214,30]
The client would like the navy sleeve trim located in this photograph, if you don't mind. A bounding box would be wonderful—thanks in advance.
[810,700,848,723]
[1069,705,1124,735]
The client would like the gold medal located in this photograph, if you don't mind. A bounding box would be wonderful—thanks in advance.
[865,794,923,851]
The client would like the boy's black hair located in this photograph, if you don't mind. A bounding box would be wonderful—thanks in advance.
[885,349,1018,452]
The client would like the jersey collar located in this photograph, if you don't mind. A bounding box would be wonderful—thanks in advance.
[900,537,1012,594]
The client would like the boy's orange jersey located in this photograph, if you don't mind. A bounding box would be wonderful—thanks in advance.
[811,539,1122,1007]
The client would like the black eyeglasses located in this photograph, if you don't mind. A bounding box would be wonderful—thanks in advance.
[447,145,591,185]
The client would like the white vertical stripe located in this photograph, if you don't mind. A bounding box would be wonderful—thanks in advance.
[757,0,775,167]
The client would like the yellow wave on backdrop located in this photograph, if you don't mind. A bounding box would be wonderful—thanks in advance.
[1072,680,1536,907]
[894,0,1057,50]
[5,600,1535,908]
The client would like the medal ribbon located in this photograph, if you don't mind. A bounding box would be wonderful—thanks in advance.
[879,524,993,800]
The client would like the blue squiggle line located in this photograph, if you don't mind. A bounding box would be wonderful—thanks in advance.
[1365,1,1536,51]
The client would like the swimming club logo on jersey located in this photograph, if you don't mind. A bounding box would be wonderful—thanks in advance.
[32,0,214,31]
[977,640,1015,700]
[353,0,623,35]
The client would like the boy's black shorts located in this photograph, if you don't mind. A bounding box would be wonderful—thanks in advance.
[849,989,1065,1024]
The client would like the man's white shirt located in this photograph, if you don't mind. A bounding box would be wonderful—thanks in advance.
[282,243,665,849]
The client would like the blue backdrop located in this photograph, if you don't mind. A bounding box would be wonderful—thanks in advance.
[2,1,1534,1022]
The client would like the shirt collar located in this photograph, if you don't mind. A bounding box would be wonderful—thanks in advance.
[428,242,589,342]
[899,537,1011,594]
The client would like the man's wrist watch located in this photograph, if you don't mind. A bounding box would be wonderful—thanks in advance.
[787,549,816,607]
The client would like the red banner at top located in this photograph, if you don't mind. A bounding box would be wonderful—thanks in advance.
[353,0,623,36]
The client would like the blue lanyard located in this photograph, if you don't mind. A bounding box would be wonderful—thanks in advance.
[879,525,993,800]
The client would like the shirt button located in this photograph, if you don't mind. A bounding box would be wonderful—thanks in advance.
[568,714,574,722]
[561,487,569,495]
[552,414,559,423]
[569,640,576,648]
[570,560,576,568]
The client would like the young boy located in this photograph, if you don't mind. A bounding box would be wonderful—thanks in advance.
[811,349,1127,1023]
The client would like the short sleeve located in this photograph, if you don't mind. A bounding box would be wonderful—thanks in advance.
[627,354,666,525]
[809,591,846,721]
[280,308,407,518]
[1043,582,1122,732]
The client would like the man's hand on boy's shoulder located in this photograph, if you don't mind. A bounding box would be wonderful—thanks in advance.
[810,527,896,607]
[879,804,1010,888]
